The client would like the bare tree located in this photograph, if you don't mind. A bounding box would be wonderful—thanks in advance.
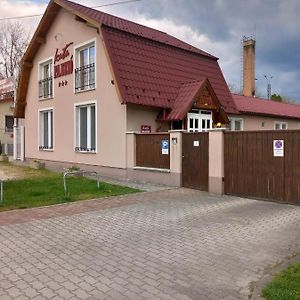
[0,21,30,79]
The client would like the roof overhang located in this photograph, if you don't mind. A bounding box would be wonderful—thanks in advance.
[159,78,229,124]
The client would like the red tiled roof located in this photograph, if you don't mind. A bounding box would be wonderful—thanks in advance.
[164,79,206,121]
[59,0,237,114]
[232,94,300,120]
[58,0,215,58]
[101,26,237,113]
[15,0,238,118]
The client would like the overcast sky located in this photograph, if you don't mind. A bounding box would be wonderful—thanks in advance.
[1,0,300,101]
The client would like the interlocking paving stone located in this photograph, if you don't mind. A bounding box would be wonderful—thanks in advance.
[0,189,300,299]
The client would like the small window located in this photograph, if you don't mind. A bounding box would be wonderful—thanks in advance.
[75,103,96,152]
[75,42,95,92]
[229,118,243,131]
[261,122,265,128]
[274,122,287,130]
[39,59,53,99]
[39,110,53,150]
[5,116,14,132]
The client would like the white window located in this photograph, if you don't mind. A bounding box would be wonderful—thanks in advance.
[229,118,244,131]
[187,110,212,132]
[39,59,53,99]
[75,103,96,152]
[39,109,53,150]
[75,42,95,92]
[5,115,14,133]
[275,122,287,130]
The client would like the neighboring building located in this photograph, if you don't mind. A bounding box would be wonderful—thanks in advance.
[228,94,300,131]
[0,77,15,155]
[14,0,300,178]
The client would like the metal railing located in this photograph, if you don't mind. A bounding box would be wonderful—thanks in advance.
[63,170,100,196]
[74,146,96,152]
[75,63,95,92]
[38,77,53,99]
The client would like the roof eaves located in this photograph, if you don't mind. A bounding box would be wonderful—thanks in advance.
[238,110,300,120]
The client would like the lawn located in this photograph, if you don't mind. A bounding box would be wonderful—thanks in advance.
[0,162,140,212]
[262,262,300,300]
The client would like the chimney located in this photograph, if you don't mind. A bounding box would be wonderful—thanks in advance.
[242,37,256,97]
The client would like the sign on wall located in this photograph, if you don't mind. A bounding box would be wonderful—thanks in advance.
[273,140,284,157]
[161,139,169,155]
[54,42,74,86]
[141,125,151,133]
[0,76,15,96]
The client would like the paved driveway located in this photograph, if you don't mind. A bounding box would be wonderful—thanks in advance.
[0,188,300,300]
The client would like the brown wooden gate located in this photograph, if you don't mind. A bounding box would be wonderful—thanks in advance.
[182,132,208,190]
[224,130,300,204]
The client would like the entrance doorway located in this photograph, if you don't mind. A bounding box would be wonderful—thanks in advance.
[187,110,212,132]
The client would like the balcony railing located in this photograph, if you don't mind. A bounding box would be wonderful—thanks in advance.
[38,77,53,99]
[75,146,96,152]
[39,145,53,150]
[75,63,95,92]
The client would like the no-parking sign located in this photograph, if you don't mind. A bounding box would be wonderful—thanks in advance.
[273,140,284,157]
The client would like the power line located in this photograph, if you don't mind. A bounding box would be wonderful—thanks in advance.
[0,0,142,22]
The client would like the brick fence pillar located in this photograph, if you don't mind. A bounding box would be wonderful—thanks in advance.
[208,129,226,194]
[126,132,137,169]
[169,130,183,186]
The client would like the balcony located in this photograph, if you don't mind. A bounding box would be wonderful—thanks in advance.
[38,77,53,99]
[75,63,95,92]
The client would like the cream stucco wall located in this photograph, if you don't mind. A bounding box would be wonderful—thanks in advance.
[229,114,300,131]
[25,8,127,168]
[126,104,161,132]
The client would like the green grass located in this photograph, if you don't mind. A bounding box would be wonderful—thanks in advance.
[0,170,140,212]
[262,262,300,300]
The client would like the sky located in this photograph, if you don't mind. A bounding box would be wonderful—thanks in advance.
[1,0,300,101]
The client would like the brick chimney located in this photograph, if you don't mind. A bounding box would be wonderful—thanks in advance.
[242,37,256,97]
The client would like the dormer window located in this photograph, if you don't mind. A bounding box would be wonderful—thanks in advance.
[75,42,95,92]
[38,59,53,99]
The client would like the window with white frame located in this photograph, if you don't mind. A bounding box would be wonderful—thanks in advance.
[187,110,212,132]
[39,109,53,150]
[75,103,96,152]
[38,59,53,99]
[229,118,243,131]
[75,42,95,92]
[275,122,287,130]
[5,115,14,133]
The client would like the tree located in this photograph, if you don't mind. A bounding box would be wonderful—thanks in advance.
[0,21,30,79]
[270,93,283,102]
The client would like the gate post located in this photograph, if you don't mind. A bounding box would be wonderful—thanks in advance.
[126,132,137,168]
[169,130,183,186]
[208,129,225,194]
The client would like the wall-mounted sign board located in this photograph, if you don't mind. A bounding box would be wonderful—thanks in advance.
[273,140,284,157]
[141,125,151,133]
[161,139,169,155]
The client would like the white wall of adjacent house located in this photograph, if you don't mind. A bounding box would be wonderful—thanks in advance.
[228,114,300,131]
[24,7,127,169]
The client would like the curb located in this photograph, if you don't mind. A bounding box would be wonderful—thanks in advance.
[250,253,300,299]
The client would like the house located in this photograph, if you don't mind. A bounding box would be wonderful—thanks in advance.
[228,94,300,131]
[0,77,14,155]
[14,0,300,183]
